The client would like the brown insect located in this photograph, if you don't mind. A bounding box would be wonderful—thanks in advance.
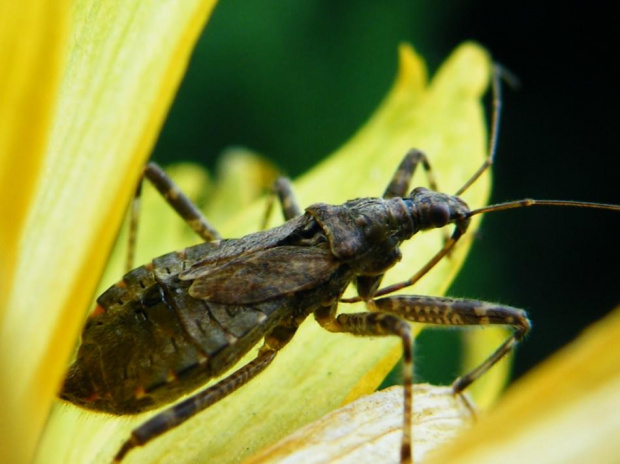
[60,68,619,463]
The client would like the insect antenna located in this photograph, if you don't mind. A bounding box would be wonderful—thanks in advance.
[467,198,620,218]
[363,197,620,302]
[454,63,519,197]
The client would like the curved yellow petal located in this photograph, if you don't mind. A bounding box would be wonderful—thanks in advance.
[245,385,475,464]
[38,43,492,463]
[0,2,71,463]
[0,1,217,463]
[427,307,620,464]
[0,1,70,315]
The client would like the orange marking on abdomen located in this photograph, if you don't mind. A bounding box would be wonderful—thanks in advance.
[167,369,178,383]
[84,392,101,402]
[135,386,146,399]
[90,305,106,317]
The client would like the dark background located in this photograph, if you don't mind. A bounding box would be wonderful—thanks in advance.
[152,1,619,384]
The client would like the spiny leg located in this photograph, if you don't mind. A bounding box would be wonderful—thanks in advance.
[372,294,531,393]
[143,162,221,241]
[113,350,276,463]
[113,323,297,463]
[315,305,415,464]
[260,176,301,229]
[370,226,466,299]
[126,162,221,272]
[383,149,439,199]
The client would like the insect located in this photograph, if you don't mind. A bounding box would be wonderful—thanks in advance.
[60,68,619,463]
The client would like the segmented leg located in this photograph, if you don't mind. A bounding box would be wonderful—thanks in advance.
[369,226,466,299]
[126,162,221,272]
[345,226,466,303]
[113,323,297,463]
[383,149,439,199]
[315,305,415,464]
[261,176,301,229]
[372,294,531,393]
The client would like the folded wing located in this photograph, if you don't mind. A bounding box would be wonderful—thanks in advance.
[186,246,339,304]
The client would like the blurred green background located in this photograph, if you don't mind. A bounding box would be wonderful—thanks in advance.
[151,1,619,384]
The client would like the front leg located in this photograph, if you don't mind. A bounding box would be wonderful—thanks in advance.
[373,295,531,393]
[315,305,415,464]
[383,149,439,199]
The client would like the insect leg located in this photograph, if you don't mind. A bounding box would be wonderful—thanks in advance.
[126,162,221,272]
[315,305,415,464]
[113,323,297,463]
[346,226,466,303]
[126,177,144,273]
[261,176,301,229]
[144,162,221,241]
[383,148,439,199]
[372,295,531,393]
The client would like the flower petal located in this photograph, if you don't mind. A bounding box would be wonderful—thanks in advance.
[0,1,71,462]
[245,385,475,464]
[0,1,217,463]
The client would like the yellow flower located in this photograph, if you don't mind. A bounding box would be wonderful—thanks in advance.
[0,2,494,462]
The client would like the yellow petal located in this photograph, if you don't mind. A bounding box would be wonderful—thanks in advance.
[0,0,70,312]
[39,42,492,463]
[426,307,620,464]
[0,1,218,463]
[0,2,71,463]
[245,384,475,464]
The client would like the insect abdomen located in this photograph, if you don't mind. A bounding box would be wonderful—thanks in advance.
[61,246,289,415]
[61,266,209,413]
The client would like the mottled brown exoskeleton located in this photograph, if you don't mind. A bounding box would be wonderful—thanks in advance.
[61,69,620,463]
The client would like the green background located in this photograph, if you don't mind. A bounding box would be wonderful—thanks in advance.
[151,1,619,384]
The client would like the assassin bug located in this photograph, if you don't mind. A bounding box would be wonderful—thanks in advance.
[61,67,619,463]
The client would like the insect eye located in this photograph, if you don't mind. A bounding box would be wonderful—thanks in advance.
[429,203,450,226]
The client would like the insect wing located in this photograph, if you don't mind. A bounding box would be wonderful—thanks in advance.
[187,246,338,304]
[181,215,310,278]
